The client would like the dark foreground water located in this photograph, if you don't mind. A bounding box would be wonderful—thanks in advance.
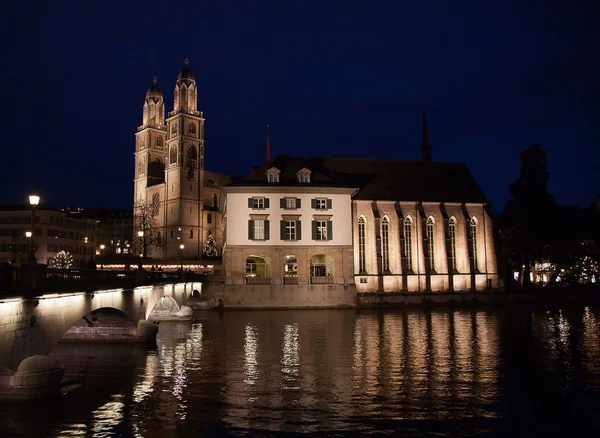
[1,306,600,437]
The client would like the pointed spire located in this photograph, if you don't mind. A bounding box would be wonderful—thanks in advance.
[266,120,271,164]
[420,90,432,162]
[184,57,189,66]
[152,76,157,85]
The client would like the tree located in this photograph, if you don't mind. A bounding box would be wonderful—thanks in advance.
[134,199,165,259]
[203,232,218,258]
[53,251,73,269]
[500,144,557,287]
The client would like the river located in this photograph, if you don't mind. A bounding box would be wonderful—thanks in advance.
[1,306,599,437]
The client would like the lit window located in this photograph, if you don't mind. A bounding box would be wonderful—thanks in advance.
[426,217,435,271]
[358,217,366,273]
[381,217,389,272]
[449,218,457,271]
[404,217,413,271]
[285,198,296,209]
[470,218,478,269]
[254,220,264,240]
[253,198,264,209]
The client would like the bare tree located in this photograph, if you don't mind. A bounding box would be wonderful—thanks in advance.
[134,199,165,259]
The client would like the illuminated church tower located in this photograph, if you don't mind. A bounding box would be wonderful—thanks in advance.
[134,60,228,261]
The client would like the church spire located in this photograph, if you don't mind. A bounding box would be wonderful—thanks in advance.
[420,90,432,162]
[266,120,271,164]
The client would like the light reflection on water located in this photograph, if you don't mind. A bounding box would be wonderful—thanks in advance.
[1,307,600,437]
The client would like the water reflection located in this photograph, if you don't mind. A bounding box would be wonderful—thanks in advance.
[1,307,599,437]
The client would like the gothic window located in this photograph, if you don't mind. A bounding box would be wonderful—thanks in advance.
[358,216,366,273]
[404,217,413,271]
[449,218,457,271]
[169,146,177,165]
[156,136,163,148]
[187,145,197,168]
[212,194,218,207]
[189,229,193,239]
[426,217,435,271]
[172,123,177,137]
[470,217,478,270]
[152,193,160,217]
[188,123,196,136]
[381,217,390,273]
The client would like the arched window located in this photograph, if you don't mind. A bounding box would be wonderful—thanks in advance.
[358,216,366,273]
[188,123,196,136]
[169,146,177,165]
[172,123,177,137]
[152,193,160,217]
[156,136,163,147]
[404,217,413,271]
[470,217,478,269]
[449,218,457,271]
[426,217,435,271]
[187,145,197,168]
[212,193,218,207]
[381,217,390,273]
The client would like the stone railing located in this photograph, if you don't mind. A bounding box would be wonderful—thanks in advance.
[310,276,334,284]
[246,277,271,285]
[283,276,298,285]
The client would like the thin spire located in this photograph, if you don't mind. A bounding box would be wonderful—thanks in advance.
[266,120,271,164]
[420,90,432,162]
[153,76,157,86]
[184,57,189,66]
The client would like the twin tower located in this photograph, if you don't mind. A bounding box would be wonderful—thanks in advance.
[133,60,222,260]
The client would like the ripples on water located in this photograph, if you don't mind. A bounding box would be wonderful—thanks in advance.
[1,306,600,437]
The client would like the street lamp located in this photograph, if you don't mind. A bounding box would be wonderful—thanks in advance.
[138,230,146,258]
[28,194,40,263]
[179,244,184,270]
[84,236,88,267]
[100,244,105,256]
[25,231,32,261]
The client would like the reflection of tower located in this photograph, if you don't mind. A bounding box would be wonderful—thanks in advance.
[164,59,205,258]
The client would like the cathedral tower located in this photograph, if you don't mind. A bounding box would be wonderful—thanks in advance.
[164,59,205,258]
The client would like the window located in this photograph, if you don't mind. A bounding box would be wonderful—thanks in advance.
[426,217,435,271]
[189,229,193,239]
[358,216,366,273]
[299,173,309,183]
[172,123,177,136]
[449,218,457,271]
[188,123,196,136]
[212,194,218,207]
[157,137,163,147]
[470,218,478,269]
[248,220,270,240]
[404,217,413,271]
[187,146,197,168]
[312,198,331,210]
[285,198,296,209]
[152,193,160,217]
[285,220,296,240]
[381,217,389,272]
[268,173,278,183]
[170,230,173,238]
[169,146,177,165]
[207,213,212,224]
[253,198,264,209]
[254,220,264,240]
[317,221,327,240]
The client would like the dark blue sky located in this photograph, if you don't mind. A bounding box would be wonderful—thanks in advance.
[2,0,598,212]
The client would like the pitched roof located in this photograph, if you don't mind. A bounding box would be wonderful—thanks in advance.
[226,154,488,203]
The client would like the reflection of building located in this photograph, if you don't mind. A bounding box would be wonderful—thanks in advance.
[0,205,105,266]
[222,154,499,293]
[133,60,231,260]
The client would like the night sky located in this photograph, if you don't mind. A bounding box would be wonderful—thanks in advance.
[2,0,598,212]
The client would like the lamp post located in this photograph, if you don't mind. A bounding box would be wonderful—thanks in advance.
[25,231,32,262]
[138,230,146,259]
[179,244,184,271]
[100,244,105,256]
[28,194,40,263]
[84,236,88,267]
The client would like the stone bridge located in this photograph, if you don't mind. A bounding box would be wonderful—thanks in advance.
[0,281,202,400]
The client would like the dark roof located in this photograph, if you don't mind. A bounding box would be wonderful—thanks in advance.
[177,66,194,81]
[145,84,163,100]
[227,154,489,203]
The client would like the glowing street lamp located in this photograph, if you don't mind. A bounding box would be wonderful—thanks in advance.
[138,230,146,258]
[28,193,40,263]
[100,244,105,256]
[179,244,184,270]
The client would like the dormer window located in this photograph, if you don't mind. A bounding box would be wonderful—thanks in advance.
[266,167,281,183]
[296,167,311,183]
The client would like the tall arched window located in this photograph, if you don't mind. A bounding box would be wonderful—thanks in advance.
[381,217,390,273]
[426,216,435,271]
[172,122,177,137]
[212,193,218,207]
[449,218,457,271]
[152,193,160,217]
[358,216,366,273]
[156,136,163,147]
[470,217,478,269]
[187,145,197,168]
[169,146,177,165]
[404,217,413,271]
[188,123,196,136]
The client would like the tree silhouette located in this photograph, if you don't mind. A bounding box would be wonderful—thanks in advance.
[134,199,165,258]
